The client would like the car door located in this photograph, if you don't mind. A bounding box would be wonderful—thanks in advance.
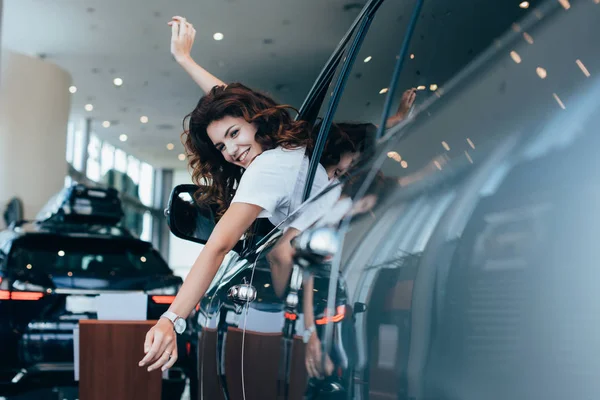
[200,8,370,400]
[284,0,552,399]
[234,0,432,398]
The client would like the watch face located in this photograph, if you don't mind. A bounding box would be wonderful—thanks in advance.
[174,318,186,334]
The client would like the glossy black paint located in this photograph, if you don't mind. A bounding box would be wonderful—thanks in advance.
[171,0,600,398]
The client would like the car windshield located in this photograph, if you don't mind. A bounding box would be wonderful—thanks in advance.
[8,235,171,278]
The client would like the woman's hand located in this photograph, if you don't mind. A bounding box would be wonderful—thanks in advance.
[138,318,178,372]
[168,16,196,64]
[305,331,334,379]
[386,88,417,128]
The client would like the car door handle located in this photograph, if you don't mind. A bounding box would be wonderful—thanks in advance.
[227,284,257,305]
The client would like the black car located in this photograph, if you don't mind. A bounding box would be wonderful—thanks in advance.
[166,0,600,399]
[0,185,195,399]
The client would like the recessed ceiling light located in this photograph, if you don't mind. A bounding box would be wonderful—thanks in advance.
[166,143,175,150]
[69,86,77,94]
[84,104,94,112]
[410,53,415,59]
[417,85,426,90]
[113,78,123,86]
[102,121,111,128]
[140,256,147,263]
[119,134,128,142]
[519,1,530,9]
[510,50,522,64]
[536,67,547,79]
[140,116,149,124]
[58,250,65,257]
[178,153,186,161]
[400,160,408,168]
[213,32,224,41]
[379,88,389,94]
[576,59,591,77]
[364,56,372,63]
[26,264,32,269]
[430,84,438,91]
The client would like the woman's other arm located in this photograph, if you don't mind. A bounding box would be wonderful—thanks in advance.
[169,16,226,93]
[139,202,262,371]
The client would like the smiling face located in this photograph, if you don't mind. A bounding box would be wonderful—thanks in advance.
[206,116,264,169]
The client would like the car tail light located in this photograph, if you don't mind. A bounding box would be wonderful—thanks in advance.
[0,290,45,301]
[315,305,346,325]
[151,295,176,304]
[0,279,47,301]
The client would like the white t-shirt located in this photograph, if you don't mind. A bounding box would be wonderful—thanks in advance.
[230,147,332,230]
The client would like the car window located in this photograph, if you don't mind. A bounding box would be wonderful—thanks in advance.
[8,235,172,278]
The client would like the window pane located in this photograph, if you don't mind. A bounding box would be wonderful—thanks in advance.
[114,149,127,173]
[72,123,86,171]
[139,162,154,207]
[86,159,100,182]
[88,134,101,161]
[127,155,140,184]
[140,211,153,242]
[101,142,115,177]
[66,121,75,164]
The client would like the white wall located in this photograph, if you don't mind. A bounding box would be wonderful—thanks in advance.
[0,50,71,228]
[168,169,204,279]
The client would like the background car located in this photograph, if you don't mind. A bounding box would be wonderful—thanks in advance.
[166,0,600,399]
[0,184,196,399]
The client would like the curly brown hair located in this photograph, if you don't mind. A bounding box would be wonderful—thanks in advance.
[318,121,377,170]
[181,83,312,219]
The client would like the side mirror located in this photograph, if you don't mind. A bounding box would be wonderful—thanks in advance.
[165,184,216,245]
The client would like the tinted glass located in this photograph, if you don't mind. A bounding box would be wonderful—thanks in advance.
[8,235,171,277]
[327,1,600,399]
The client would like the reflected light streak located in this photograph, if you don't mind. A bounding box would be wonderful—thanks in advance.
[536,67,548,79]
[434,160,442,170]
[576,59,591,77]
[441,141,450,151]
[553,93,566,109]
[523,32,534,44]
[558,0,570,9]
[467,138,476,149]
[510,51,522,64]
[465,151,473,164]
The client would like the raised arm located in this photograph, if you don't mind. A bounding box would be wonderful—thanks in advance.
[139,202,262,372]
[169,16,226,93]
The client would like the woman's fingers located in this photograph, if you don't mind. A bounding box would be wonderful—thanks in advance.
[161,349,178,371]
[179,19,187,37]
[171,21,179,40]
[147,348,173,372]
[138,330,165,367]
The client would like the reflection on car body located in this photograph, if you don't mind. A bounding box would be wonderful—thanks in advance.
[167,0,600,398]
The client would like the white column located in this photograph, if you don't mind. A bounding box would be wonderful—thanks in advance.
[0,50,72,227]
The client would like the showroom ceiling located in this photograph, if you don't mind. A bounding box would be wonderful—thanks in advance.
[1,0,536,169]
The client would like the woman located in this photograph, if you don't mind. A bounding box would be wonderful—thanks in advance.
[138,19,333,373]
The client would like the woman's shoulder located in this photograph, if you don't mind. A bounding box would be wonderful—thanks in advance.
[247,146,305,170]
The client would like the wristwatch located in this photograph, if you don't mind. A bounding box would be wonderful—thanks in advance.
[302,324,316,344]
[161,311,187,334]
